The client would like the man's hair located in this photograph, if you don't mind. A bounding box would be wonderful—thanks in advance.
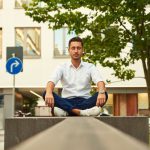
[68,37,83,47]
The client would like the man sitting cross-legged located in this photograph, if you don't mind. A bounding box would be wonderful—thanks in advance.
[43,37,108,116]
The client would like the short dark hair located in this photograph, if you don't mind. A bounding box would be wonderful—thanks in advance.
[68,37,83,47]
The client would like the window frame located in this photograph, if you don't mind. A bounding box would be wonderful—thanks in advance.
[15,27,41,59]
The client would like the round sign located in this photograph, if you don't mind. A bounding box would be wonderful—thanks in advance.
[6,57,23,75]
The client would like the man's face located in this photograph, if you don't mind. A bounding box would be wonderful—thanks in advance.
[68,41,83,60]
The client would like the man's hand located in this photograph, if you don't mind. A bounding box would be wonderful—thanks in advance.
[96,93,106,107]
[45,92,54,108]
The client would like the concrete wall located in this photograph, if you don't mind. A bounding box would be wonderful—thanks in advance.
[9,117,150,150]
[97,116,149,144]
[5,117,65,150]
[5,117,149,150]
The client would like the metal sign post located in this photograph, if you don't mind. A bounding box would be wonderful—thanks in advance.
[12,53,16,118]
[12,74,15,117]
[6,47,23,117]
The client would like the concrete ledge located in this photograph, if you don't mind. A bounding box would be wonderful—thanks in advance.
[5,117,65,150]
[9,117,149,150]
[96,116,149,144]
[5,117,149,150]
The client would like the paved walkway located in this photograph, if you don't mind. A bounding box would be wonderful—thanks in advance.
[0,130,4,150]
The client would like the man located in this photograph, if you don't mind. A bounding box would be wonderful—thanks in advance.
[43,37,108,116]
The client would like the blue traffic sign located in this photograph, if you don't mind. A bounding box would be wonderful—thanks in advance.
[6,57,23,75]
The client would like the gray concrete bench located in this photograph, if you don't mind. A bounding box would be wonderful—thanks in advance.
[5,117,65,150]
[97,116,149,144]
[5,117,149,150]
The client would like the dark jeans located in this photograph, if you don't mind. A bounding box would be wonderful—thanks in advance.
[43,91,108,115]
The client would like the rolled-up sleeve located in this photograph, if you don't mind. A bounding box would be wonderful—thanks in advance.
[49,66,63,85]
[90,65,103,84]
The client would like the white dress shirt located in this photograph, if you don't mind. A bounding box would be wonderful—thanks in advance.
[49,61,103,99]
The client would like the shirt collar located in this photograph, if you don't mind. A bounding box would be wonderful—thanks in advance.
[69,61,84,69]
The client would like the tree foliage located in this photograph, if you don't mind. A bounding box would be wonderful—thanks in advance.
[24,0,150,109]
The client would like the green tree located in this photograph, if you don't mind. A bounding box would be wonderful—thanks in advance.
[24,0,150,110]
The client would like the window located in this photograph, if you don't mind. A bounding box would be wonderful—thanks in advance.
[0,28,2,58]
[15,27,41,58]
[138,93,148,109]
[54,28,76,57]
[0,0,2,8]
[15,0,32,8]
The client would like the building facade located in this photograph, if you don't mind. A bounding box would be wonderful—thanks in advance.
[0,0,149,129]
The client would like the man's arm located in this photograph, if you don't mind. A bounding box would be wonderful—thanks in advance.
[45,81,55,108]
[96,81,106,107]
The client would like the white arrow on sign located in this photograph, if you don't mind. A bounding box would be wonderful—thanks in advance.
[10,60,19,73]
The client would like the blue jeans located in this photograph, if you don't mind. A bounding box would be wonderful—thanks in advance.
[43,91,108,116]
